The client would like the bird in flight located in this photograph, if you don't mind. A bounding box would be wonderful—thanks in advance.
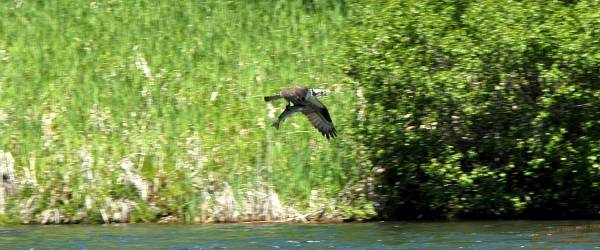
[264,86,337,139]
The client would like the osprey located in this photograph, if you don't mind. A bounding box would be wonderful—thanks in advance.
[264,87,337,139]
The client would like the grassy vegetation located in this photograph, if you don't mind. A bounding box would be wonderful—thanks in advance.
[0,0,374,223]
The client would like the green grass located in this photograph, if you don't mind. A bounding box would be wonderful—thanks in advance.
[0,0,373,223]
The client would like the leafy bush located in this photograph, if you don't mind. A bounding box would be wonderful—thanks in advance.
[344,0,600,219]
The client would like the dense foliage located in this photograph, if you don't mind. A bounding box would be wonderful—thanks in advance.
[3,0,600,223]
[344,0,600,219]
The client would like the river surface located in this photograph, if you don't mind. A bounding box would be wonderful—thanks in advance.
[1,220,599,249]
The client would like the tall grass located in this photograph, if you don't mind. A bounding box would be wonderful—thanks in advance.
[0,1,372,223]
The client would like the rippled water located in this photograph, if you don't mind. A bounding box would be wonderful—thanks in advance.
[1,221,600,249]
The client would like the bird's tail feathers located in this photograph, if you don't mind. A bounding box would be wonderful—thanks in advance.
[264,95,282,102]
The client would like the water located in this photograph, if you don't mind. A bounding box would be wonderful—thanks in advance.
[1,221,599,249]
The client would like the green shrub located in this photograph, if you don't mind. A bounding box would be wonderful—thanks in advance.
[344,0,600,219]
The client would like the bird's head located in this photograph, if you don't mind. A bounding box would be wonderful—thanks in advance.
[310,88,328,97]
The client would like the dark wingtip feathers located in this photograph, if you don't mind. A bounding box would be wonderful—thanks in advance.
[322,127,337,140]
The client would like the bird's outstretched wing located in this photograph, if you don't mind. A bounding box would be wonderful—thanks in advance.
[272,105,302,129]
[302,98,336,139]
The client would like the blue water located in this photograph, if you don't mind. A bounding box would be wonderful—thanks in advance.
[1,221,599,249]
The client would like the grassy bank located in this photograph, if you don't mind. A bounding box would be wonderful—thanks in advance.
[0,0,374,224]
